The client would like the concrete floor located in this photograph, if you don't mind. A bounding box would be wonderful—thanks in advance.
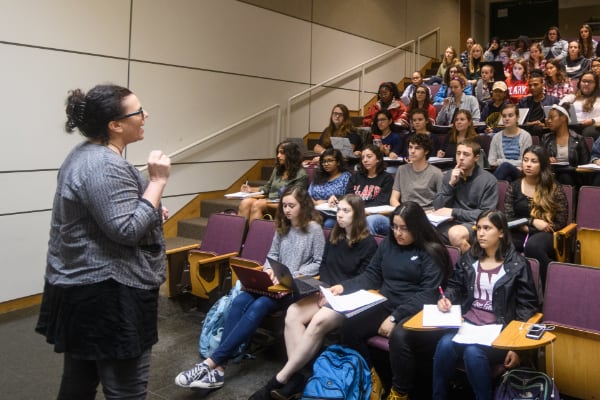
[0,295,283,400]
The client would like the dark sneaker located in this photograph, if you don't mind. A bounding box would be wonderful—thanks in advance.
[174,361,210,388]
[191,368,225,389]
[270,373,305,400]
[248,376,283,400]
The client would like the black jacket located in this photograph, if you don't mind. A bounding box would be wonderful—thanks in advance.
[541,130,590,168]
[445,246,539,327]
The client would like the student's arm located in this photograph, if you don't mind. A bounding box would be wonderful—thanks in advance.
[390,190,401,207]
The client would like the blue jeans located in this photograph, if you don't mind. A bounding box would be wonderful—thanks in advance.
[367,214,390,236]
[210,291,278,366]
[493,162,520,182]
[432,332,505,400]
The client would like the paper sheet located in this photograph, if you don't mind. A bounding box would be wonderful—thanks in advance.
[422,304,462,327]
[452,322,503,346]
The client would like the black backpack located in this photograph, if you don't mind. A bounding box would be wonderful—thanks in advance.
[494,368,559,400]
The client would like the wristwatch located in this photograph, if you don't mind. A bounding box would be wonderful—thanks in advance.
[390,315,396,323]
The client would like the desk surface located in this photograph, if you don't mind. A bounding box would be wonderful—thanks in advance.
[404,310,556,350]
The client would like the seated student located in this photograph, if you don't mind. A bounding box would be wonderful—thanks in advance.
[560,71,600,140]
[400,71,431,104]
[564,40,590,81]
[437,109,481,164]
[504,145,568,286]
[238,140,308,223]
[436,76,481,126]
[313,104,362,157]
[474,64,495,106]
[373,110,403,160]
[506,59,529,104]
[175,186,324,390]
[544,60,574,100]
[460,37,475,67]
[390,134,442,211]
[591,57,600,76]
[408,108,441,155]
[489,104,533,181]
[518,69,559,137]
[465,44,484,86]
[249,194,377,400]
[527,42,547,72]
[363,82,407,128]
[433,66,474,105]
[346,145,394,235]
[432,210,539,400]
[511,35,531,61]
[541,104,590,186]
[432,139,498,253]
[400,84,437,124]
[308,148,352,228]
[436,46,463,79]
[332,202,452,400]
[579,23,597,59]
[483,37,502,62]
[540,26,569,62]
[481,81,510,133]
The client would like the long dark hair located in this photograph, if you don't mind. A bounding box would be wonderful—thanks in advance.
[389,202,452,283]
[275,140,303,179]
[542,26,562,47]
[408,108,432,133]
[275,186,316,235]
[545,59,569,85]
[409,85,432,111]
[65,84,133,143]
[448,109,478,144]
[321,104,355,148]
[579,24,594,58]
[371,110,394,135]
[313,148,347,185]
[377,81,401,103]
[329,194,370,247]
[357,144,386,176]
[471,210,512,262]
[443,64,465,86]
[521,145,558,224]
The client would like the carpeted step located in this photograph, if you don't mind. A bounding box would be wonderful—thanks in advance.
[200,198,243,218]
[177,216,208,241]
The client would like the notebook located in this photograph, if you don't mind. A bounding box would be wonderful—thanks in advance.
[330,137,358,159]
[231,264,290,299]
[267,257,323,297]
[518,108,530,125]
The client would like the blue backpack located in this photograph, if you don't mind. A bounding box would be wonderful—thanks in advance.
[301,345,371,400]
[199,281,248,359]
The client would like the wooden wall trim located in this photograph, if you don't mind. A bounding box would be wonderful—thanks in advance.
[0,294,42,314]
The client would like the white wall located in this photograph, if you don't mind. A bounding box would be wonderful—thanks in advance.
[0,0,448,302]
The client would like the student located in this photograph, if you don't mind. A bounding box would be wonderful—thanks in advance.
[249,194,377,400]
[564,41,591,81]
[36,84,170,399]
[390,134,442,211]
[346,145,394,235]
[401,84,436,124]
[511,35,531,61]
[483,37,501,62]
[579,24,597,59]
[480,81,510,133]
[308,148,352,227]
[313,104,361,156]
[460,37,475,67]
[333,202,452,400]
[544,60,574,100]
[474,63,495,106]
[437,109,480,163]
[540,26,568,62]
[527,42,546,72]
[518,69,559,137]
[432,139,498,253]
[436,46,462,79]
[465,44,484,85]
[541,104,590,186]
[408,108,441,155]
[489,104,533,182]
[591,57,600,76]
[504,145,568,286]
[506,59,529,104]
[432,210,539,400]
[238,140,308,223]
[433,65,473,105]
[400,71,431,104]
[175,186,324,390]
[373,110,403,160]
[560,71,600,140]
[436,77,481,126]
[363,82,407,127]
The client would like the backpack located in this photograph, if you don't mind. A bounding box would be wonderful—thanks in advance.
[301,345,371,400]
[199,281,248,359]
[494,368,559,400]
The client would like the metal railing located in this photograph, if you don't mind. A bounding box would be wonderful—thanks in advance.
[416,27,440,67]
[138,104,281,172]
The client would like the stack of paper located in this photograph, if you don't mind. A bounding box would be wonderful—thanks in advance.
[320,287,386,318]
[224,191,264,199]
[427,214,452,227]
[365,205,396,214]
[422,304,462,327]
[452,322,503,346]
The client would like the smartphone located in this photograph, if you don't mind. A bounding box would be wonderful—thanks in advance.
[525,324,545,340]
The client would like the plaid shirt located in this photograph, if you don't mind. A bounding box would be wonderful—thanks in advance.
[544,82,573,99]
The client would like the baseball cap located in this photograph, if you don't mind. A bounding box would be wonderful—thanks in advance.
[492,81,508,92]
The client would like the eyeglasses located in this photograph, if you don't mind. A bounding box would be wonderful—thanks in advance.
[416,90,427,94]
[331,112,344,117]
[376,118,389,122]
[116,107,145,120]
[581,80,595,85]
[391,224,409,233]
[321,158,337,164]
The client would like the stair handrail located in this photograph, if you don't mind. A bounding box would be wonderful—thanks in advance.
[286,38,417,137]
[416,27,441,69]
[138,103,281,172]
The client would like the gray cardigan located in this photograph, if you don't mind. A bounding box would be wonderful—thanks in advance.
[488,128,533,167]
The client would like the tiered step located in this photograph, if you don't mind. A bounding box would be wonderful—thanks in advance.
[425,61,441,77]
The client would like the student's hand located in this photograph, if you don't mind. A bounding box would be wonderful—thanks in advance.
[317,292,328,307]
[533,219,554,232]
[378,317,396,338]
[389,152,399,160]
[329,285,344,295]
[327,195,339,208]
[437,150,445,158]
[432,207,453,217]
[162,206,169,221]
[437,297,453,312]
[549,157,557,163]
[241,183,251,192]
[504,350,520,369]
[265,268,278,285]
[449,164,464,186]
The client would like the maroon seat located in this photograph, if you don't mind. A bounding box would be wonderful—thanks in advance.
[497,180,509,212]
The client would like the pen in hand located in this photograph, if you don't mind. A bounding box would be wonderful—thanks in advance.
[438,286,451,312]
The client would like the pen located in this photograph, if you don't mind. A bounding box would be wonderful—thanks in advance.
[245,180,248,186]
[438,286,446,299]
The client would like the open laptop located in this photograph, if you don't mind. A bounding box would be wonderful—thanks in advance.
[267,257,324,297]
[231,264,290,299]
[330,137,358,159]
[286,137,319,158]
[518,108,530,125]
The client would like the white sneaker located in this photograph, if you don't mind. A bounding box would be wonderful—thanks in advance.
[191,368,225,389]
[174,361,210,388]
